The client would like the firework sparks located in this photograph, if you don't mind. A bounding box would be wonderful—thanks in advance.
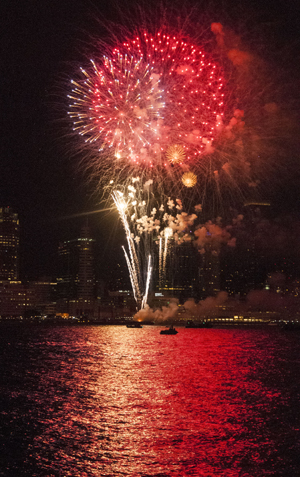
[112,190,142,305]
[112,186,156,309]
[123,31,225,159]
[114,180,207,296]
[158,226,173,288]
[141,255,152,309]
[69,27,227,200]
[112,178,204,304]
[67,11,294,304]
[68,10,294,211]
[69,54,164,163]
[182,171,197,188]
[166,144,186,164]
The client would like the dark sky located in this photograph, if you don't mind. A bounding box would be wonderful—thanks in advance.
[0,0,300,280]
[0,0,122,279]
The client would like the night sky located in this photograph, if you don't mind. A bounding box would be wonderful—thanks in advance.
[1,0,300,281]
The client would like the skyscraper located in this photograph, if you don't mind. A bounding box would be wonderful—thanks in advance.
[0,207,19,281]
[57,222,95,306]
[78,223,95,301]
[160,241,201,302]
[220,201,272,296]
[199,244,220,299]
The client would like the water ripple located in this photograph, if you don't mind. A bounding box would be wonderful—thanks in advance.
[0,324,300,476]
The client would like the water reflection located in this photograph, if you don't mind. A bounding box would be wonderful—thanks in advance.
[0,325,300,476]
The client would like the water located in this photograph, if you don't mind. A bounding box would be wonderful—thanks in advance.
[0,324,300,476]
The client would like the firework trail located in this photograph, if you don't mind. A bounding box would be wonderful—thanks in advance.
[112,178,205,304]
[112,189,144,307]
[113,176,241,306]
[112,181,157,306]
[158,227,173,288]
[141,255,152,309]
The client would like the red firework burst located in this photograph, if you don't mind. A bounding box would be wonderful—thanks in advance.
[68,53,165,166]
[123,31,225,160]
[69,30,225,175]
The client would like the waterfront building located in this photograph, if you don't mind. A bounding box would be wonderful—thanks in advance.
[0,207,20,281]
[220,201,272,296]
[159,241,201,302]
[107,261,131,292]
[57,223,95,316]
[28,278,57,315]
[0,281,35,318]
[199,243,220,299]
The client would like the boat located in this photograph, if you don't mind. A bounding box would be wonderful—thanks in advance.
[185,320,213,329]
[160,325,178,335]
[126,322,143,328]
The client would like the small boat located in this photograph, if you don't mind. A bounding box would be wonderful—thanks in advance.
[126,322,143,328]
[160,325,178,335]
[185,320,213,329]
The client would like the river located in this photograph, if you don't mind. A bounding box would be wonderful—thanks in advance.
[0,324,299,476]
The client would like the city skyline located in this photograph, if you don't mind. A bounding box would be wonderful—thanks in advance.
[1,202,299,306]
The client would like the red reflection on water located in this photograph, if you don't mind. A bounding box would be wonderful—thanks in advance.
[1,325,299,476]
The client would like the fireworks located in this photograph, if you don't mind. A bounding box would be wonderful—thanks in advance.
[68,12,290,211]
[69,28,226,197]
[166,144,186,164]
[67,11,291,307]
[182,171,197,188]
[69,54,165,165]
[112,179,203,304]
[158,226,174,288]
[122,31,225,159]
[112,189,146,307]
[112,185,156,308]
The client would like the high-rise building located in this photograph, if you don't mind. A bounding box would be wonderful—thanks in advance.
[57,223,95,314]
[78,223,95,301]
[220,201,272,296]
[0,207,20,281]
[0,281,35,318]
[160,241,201,302]
[199,244,220,299]
[28,277,57,315]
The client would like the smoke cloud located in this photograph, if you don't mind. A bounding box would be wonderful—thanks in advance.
[183,292,229,317]
[134,299,179,322]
